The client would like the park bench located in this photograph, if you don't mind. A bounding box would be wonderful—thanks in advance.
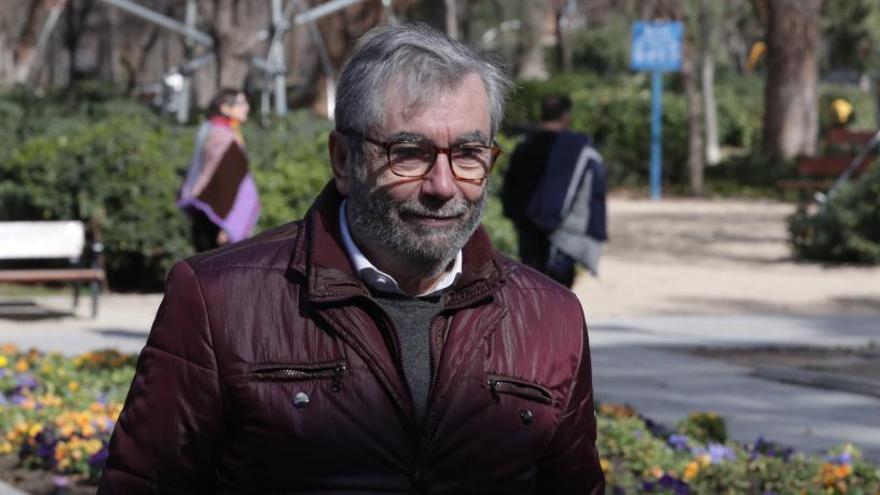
[777,128,878,201]
[0,221,105,318]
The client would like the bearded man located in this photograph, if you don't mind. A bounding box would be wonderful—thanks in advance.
[99,23,604,494]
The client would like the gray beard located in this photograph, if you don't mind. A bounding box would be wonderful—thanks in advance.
[346,175,485,269]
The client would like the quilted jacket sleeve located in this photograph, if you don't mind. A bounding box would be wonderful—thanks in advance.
[97,260,224,493]
[536,319,605,494]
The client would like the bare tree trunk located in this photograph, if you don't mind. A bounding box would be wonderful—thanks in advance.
[208,0,253,90]
[683,38,704,195]
[516,0,548,80]
[763,0,821,159]
[10,0,49,84]
[700,0,720,165]
[444,0,459,40]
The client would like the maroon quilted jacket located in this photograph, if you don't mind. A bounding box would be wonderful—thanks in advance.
[98,182,604,494]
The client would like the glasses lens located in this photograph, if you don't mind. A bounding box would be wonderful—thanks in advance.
[451,144,492,180]
[389,142,433,177]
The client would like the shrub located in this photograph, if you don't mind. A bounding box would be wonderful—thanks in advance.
[0,90,520,289]
[789,162,880,264]
[677,411,728,444]
[0,104,193,290]
[505,72,766,190]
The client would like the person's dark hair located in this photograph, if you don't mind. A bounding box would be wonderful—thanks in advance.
[207,88,243,118]
[540,94,572,122]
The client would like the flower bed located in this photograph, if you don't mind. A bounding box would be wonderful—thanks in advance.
[0,344,134,493]
[597,403,880,495]
[0,344,877,494]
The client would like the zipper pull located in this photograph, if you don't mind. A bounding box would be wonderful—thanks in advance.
[332,364,347,392]
[488,379,500,402]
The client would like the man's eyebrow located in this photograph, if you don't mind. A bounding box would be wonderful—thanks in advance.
[452,131,490,145]
[386,132,428,143]
[384,130,490,145]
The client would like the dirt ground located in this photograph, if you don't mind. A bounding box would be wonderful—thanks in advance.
[573,197,880,318]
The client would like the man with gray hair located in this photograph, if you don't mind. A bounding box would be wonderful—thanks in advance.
[100,23,604,494]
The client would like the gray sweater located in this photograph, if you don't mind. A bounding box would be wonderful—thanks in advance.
[371,291,443,425]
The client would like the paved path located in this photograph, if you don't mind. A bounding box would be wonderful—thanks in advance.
[589,315,880,462]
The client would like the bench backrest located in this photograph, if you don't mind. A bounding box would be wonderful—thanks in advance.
[827,128,877,146]
[0,221,86,261]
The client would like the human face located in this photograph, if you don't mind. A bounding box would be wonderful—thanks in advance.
[220,93,249,123]
[340,73,492,267]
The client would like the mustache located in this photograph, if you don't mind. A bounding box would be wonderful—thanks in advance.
[394,198,476,219]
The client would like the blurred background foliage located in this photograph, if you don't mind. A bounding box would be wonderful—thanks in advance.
[1,0,880,290]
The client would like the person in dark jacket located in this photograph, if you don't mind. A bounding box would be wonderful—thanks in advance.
[99,24,604,495]
[501,95,607,288]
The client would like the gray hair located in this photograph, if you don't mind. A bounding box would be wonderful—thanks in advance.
[335,23,512,141]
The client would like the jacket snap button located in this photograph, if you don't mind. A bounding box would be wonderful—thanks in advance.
[293,392,310,409]
[520,409,534,425]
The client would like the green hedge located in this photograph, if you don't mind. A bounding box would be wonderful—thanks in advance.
[789,162,880,264]
[505,73,766,189]
[0,89,517,290]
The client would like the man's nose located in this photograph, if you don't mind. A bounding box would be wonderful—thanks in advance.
[420,152,457,201]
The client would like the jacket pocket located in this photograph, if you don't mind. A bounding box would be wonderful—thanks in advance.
[249,360,348,391]
[486,373,553,405]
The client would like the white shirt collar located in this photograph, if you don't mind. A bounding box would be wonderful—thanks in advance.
[339,200,462,297]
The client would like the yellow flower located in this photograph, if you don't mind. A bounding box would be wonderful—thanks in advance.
[55,441,69,462]
[697,453,711,468]
[0,441,13,454]
[15,359,28,372]
[67,381,80,392]
[0,355,7,368]
[85,439,103,455]
[599,458,611,474]
[59,424,76,438]
[683,461,700,481]
[27,423,42,439]
[81,423,96,437]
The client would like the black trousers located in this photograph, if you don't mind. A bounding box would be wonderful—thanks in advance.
[191,210,220,253]
[515,221,575,288]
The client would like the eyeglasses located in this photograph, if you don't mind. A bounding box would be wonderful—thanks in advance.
[342,132,503,182]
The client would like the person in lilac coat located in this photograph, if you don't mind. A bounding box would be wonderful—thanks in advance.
[178,89,261,252]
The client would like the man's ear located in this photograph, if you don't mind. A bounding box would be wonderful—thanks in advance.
[329,131,350,196]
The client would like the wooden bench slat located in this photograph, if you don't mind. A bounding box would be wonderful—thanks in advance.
[797,156,873,176]
[776,179,834,191]
[0,221,86,260]
[0,269,105,283]
[827,128,877,145]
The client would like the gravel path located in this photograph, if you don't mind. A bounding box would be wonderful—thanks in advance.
[574,197,880,318]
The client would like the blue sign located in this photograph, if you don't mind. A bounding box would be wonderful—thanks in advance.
[631,21,683,72]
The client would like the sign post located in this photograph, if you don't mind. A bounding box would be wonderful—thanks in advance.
[630,21,683,200]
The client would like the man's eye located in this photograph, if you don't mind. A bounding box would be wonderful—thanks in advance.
[456,146,484,157]
[453,145,490,164]
[391,144,431,161]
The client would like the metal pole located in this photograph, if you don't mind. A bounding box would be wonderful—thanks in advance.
[293,0,364,24]
[99,0,214,46]
[650,70,664,200]
[271,0,288,116]
[176,0,198,123]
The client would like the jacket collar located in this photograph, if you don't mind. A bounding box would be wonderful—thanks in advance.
[289,181,507,307]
